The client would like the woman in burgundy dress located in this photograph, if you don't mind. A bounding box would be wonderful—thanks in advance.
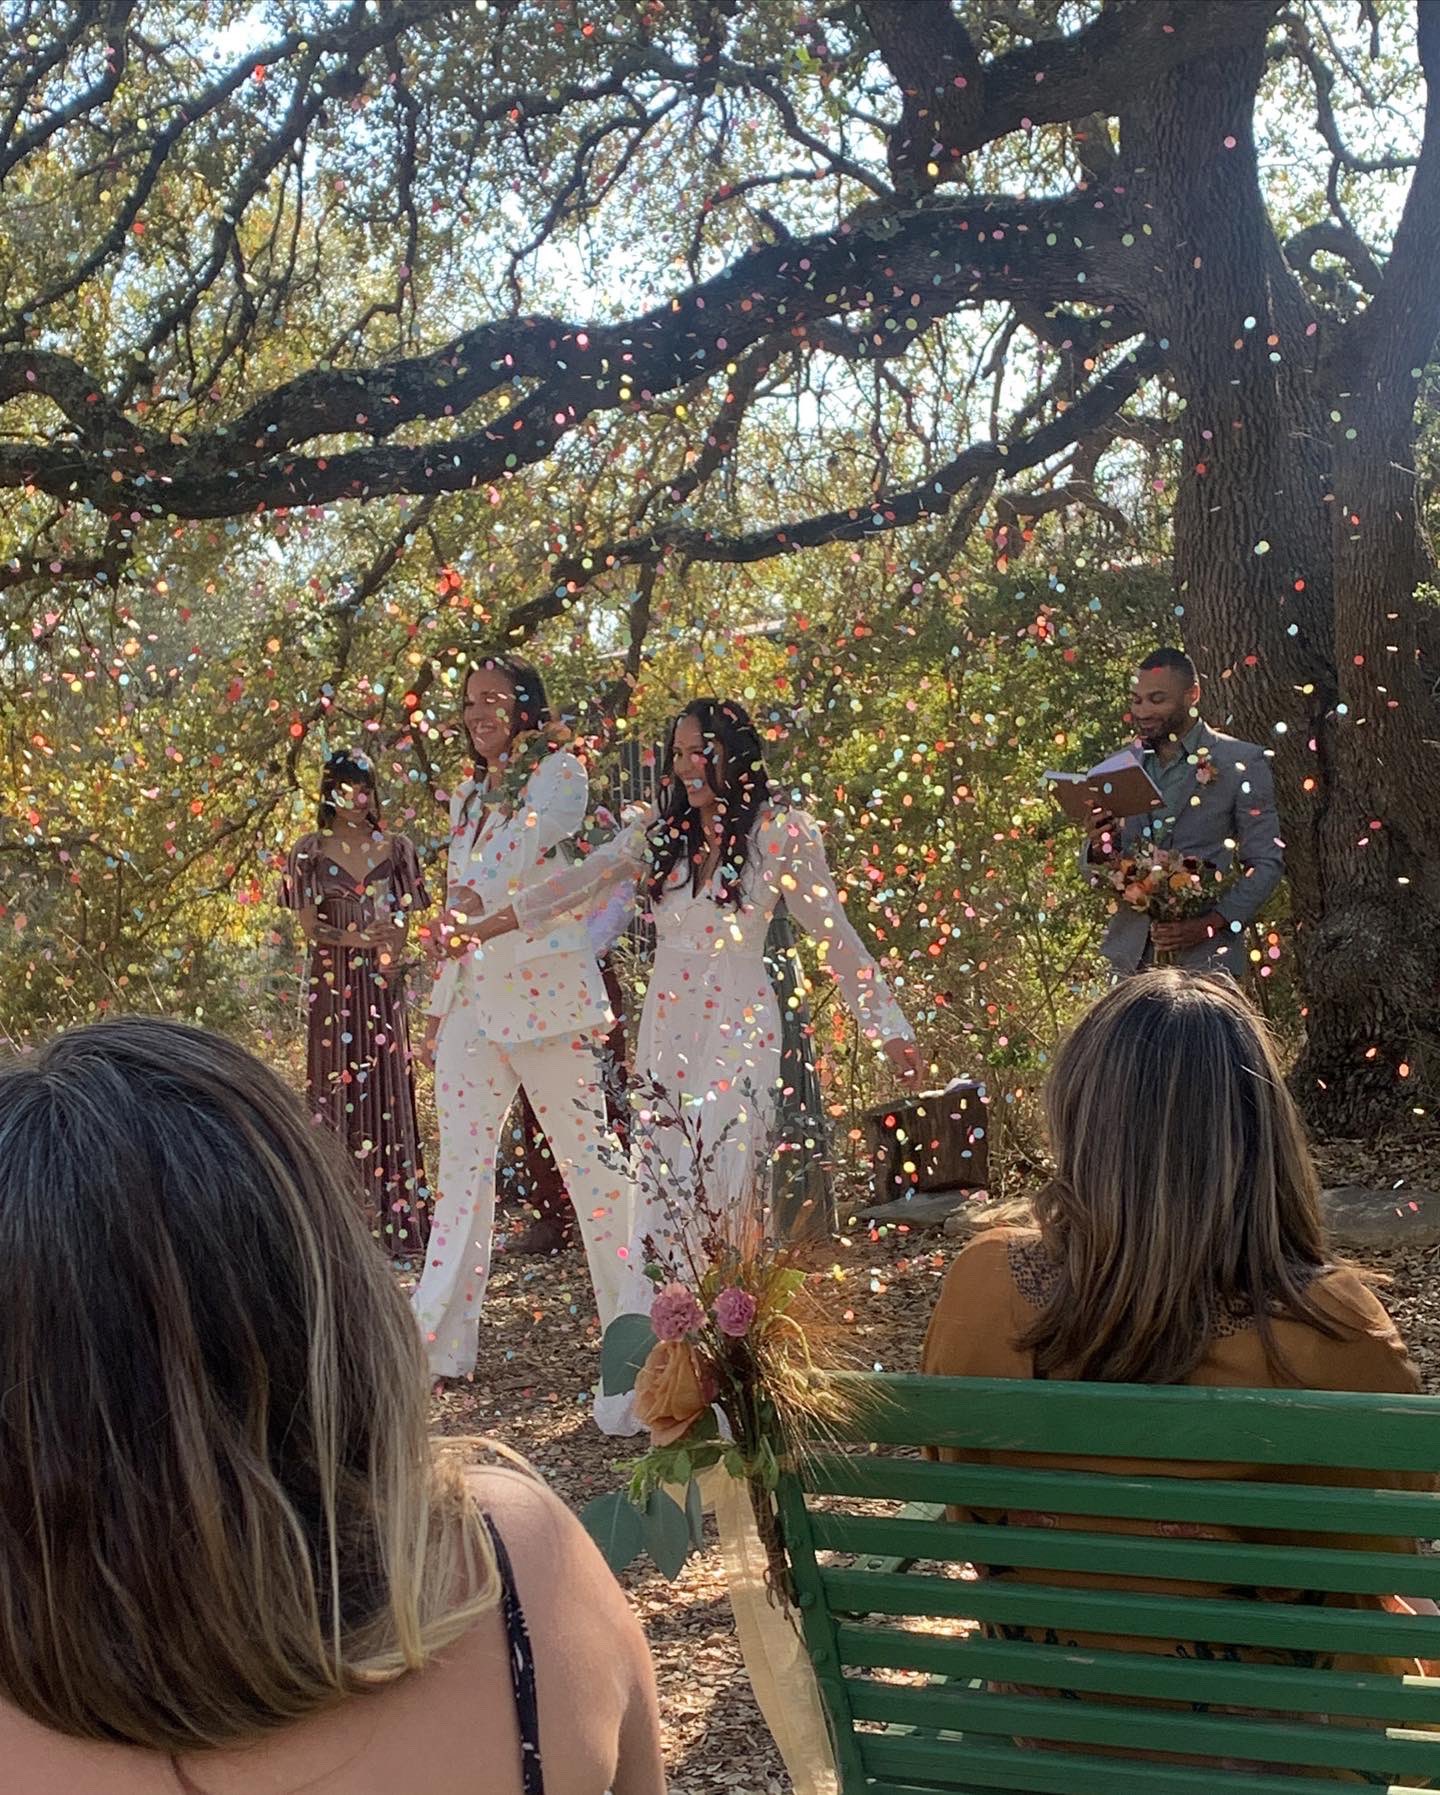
[280,750,432,1260]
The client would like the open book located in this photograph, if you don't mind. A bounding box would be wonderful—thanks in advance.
[1045,750,1164,822]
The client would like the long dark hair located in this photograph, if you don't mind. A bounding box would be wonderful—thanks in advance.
[647,698,773,909]
[462,651,550,776]
[317,749,381,832]
[0,1016,500,1751]
[1018,971,1342,1385]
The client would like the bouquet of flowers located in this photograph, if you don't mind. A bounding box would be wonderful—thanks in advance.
[1107,844,1232,965]
[582,1091,857,1599]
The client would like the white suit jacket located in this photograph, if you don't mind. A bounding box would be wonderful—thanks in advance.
[428,750,613,1044]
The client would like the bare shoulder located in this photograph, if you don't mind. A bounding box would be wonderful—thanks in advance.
[463,1462,573,1543]
[462,1464,623,1600]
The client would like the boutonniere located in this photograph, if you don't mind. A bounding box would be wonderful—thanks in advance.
[1191,745,1218,786]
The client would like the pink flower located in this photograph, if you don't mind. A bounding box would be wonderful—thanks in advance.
[713,1286,758,1338]
[650,1281,704,1342]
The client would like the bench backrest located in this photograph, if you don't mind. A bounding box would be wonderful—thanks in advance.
[777,1371,1440,1793]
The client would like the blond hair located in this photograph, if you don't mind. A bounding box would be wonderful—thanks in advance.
[0,1017,499,1751]
[1021,971,1339,1384]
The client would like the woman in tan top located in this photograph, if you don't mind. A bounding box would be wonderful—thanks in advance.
[0,1017,664,1795]
[921,970,1433,1778]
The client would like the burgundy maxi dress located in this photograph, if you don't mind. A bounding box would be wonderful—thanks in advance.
[280,833,432,1259]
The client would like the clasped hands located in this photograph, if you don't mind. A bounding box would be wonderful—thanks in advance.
[1150,911,1225,954]
[423,885,509,962]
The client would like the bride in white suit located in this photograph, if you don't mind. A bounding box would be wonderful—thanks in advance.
[414,654,631,1386]
[457,698,922,1278]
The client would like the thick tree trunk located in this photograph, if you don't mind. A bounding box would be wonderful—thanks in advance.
[1296,364,1440,1131]
[1130,25,1440,1135]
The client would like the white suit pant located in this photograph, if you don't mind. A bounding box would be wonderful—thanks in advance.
[414,1018,634,1378]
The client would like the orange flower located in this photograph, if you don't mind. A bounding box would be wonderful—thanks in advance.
[633,1340,717,1446]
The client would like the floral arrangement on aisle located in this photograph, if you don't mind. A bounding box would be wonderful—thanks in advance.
[581,1098,856,1596]
[1107,843,1232,964]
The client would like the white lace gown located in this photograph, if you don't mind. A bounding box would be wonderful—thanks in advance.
[514,803,913,1275]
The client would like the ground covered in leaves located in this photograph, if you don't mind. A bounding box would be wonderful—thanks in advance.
[428,1171,1440,1795]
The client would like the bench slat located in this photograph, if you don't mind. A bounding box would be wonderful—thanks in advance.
[778,1374,1440,1790]
[802,1451,1440,1536]
[818,1373,1440,1469]
[822,1567,1440,1655]
[858,1731,1390,1793]
[833,1623,1440,1722]
[811,1509,1440,1597]
[846,1678,1440,1775]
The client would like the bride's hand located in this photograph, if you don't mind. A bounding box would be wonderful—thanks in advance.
[436,904,485,957]
[883,1037,923,1086]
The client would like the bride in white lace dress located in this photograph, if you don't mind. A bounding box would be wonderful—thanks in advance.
[457,699,921,1288]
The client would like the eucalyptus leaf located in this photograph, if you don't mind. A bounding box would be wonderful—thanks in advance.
[580,1491,646,1573]
[643,1488,693,1580]
[685,1475,706,1549]
[600,1313,658,1396]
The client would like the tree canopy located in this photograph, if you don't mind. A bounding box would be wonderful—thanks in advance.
[2,0,1437,1135]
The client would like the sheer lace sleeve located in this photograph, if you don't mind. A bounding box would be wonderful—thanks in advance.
[511,811,650,936]
[761,809,913,1044]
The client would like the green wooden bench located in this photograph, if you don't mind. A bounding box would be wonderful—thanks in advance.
[775,1372,1440,1792]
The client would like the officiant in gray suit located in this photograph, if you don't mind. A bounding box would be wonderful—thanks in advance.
[1085,648,1285,977]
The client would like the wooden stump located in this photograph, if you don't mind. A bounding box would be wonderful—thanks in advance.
[863,1083,988,1206]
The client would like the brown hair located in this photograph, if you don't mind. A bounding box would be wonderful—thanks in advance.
[1019,971,1339,1384]
[0,1016,498,1752]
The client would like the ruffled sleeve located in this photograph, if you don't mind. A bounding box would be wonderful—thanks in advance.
[759,808,913,1045]
[387,834,432,914]
[277,836,320,912]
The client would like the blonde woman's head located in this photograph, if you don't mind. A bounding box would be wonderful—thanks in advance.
[0,1016,495,1752]
[1024,970,1331,1383]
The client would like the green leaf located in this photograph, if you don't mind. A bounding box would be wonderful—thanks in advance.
[771,1267,807,1310]
[687,1406,720,1443]
[723,1447,747,1480]
[601,1313,657,1395]
[643,1488,692,1580]
[685,1475,706,1549]
[671,1449,692,1486]
[580,1491,646,1573]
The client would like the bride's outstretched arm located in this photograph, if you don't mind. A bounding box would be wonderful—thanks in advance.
[767,811,916,1052]
[501,811,651,938]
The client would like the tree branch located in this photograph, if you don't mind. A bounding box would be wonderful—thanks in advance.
[867,0,1279,186]
[1284,220,1383,297]
[501,341,1162,636]
[1350,0,1440,383]
[0,190,1134,517]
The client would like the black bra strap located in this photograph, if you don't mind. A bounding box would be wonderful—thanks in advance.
[484,1515,544,1795]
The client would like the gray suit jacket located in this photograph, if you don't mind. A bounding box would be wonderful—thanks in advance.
[1084,723,1285,975]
